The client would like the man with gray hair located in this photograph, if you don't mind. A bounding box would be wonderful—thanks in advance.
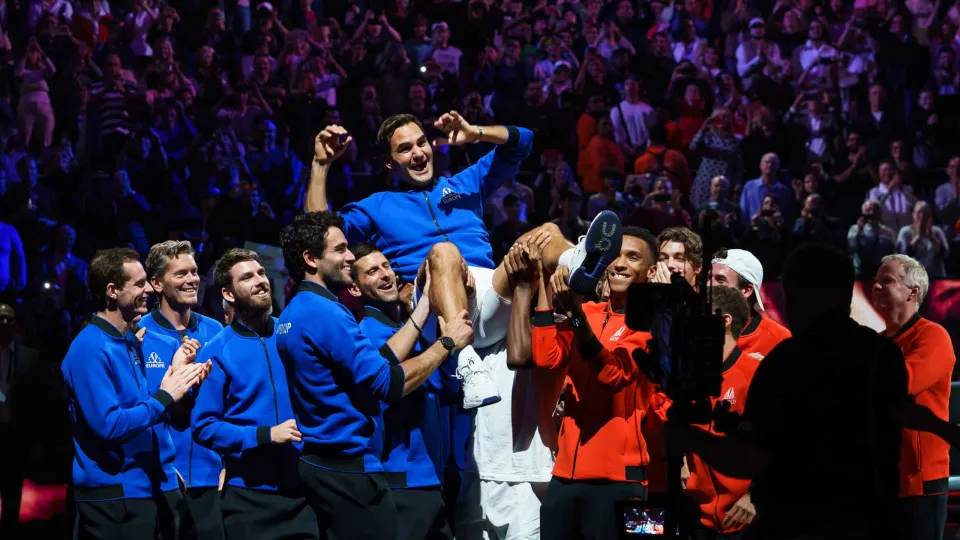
[872,254,956,540]
[139,240,225,539]
[739,153,793,224]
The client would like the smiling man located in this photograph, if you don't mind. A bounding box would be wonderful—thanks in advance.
[276,211,474,539]
[307,113,622,410]
[139,240,225,539]
[61,248,210,539]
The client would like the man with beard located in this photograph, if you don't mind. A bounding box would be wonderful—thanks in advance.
[709,249,791,359]
[532,226,662,539]
[307,113,622,410]
[872,254,956,540]
[139,240,225,539]
[192,248,319,540]
[62,248,210,539]
[351,242,458,540]
[276,211,474,539]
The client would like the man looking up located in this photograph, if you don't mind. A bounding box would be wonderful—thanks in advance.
[709,248,791,359]
[533,226,661,540]
[276,211,474,539]
[62,248,209,539]
[139,240,224,538]
[307,114,623,409]
[351,242,458,540]
[193,249,319,540]
[872,254,956,540]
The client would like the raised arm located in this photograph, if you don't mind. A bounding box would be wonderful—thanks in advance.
[306,125,352,213]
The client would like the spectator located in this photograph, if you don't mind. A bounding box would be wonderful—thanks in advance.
[896,201,950,278]
[739,153,792,225]
[849,199,898,279]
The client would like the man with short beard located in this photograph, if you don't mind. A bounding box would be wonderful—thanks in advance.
[276,211,474,539]
[62,248,210,539]
[192,249,319,540]
[139,240,224,539]
[351,242,458,540]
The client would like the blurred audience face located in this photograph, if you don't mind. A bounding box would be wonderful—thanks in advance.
[353,251,399,304]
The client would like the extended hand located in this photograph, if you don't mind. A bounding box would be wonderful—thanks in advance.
[433,111,479,146]
[314,125,352,166]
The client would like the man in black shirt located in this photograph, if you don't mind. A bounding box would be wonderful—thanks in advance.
[666,243,908,540]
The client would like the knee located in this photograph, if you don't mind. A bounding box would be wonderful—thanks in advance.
[426,241,463,268]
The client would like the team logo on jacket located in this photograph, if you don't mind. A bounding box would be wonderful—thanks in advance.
[609,326,626,342]
[440,187,462,204]
[721,387,736,404]
[145,352,165,369]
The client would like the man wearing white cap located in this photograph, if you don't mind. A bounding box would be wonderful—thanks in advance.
[710,248,791,359]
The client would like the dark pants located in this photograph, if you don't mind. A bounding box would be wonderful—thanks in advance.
[0,438,23,539]
[394,486,453,540]
[540,477,648,540]
[182,487,224,540]
[75,489,186,540]
[896,493,948,540]
[220,485,318,540]
[298,461,397,540]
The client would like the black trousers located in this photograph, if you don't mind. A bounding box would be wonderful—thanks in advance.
[181,487,224,540]
[298,461,397,540]
[394,486,453,540]
[75,489,186,540]
[220,485,318,540]
[540,477,648,540]
[0,438,24,539]
[895,493,948,540]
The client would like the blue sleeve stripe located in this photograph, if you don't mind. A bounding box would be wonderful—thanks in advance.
[385,364,405,404]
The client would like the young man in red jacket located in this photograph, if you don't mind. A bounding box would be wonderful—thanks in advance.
[684,286,760,540]
[872,254,956,540]
[532,225,661,540]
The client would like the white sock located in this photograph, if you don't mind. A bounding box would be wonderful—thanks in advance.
[456,344,484,372]
[558,247,575,269]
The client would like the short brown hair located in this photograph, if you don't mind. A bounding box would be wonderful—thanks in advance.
[710,285,750,339]
[89,248,142,310]
[214,248,260,292]
[377,114,425,154]
[145,240,195,282]
[658,227,703,271]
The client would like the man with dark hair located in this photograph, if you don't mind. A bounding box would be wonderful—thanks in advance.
[533,226,662,539]
[709,248,790,359]
[684,286,760,539]
[307,112,622,410]
[276,211,474,539]
[667,243,910,539]
[140,240,224,538]
[351,244,458,540]
[192,248,319,540]
[656,227,703,288]
[62,248,210,539]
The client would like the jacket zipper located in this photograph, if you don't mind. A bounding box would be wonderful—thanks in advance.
[570,311,613,480]
[260,338,281,424]
[422,192,451,242]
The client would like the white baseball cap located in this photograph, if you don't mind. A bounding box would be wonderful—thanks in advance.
[711,249,765,311]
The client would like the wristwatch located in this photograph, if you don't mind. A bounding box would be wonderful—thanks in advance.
[568,315,587,330]
[439,336,456,352]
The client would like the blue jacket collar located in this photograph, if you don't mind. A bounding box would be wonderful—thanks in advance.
[89,314,126,340]
[296,280,339,303]
[150,307,198,332]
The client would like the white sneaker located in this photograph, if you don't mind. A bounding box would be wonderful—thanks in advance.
[457,350,501,409]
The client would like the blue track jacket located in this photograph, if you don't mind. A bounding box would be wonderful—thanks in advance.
[277,281,406,473]
[192,318,301,492]
[340,126,534,282]
[359,305,458,488]
[139,309,223,489]
[62,316,180,500]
